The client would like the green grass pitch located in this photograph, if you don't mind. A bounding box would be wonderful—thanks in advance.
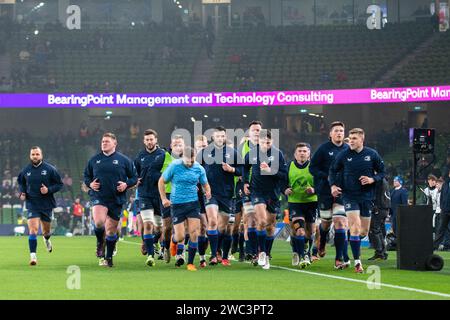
[0,236,449,300]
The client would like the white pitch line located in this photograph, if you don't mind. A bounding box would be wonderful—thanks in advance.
[270,265,450,299]
[120,240,141,246]
[119,239,450,298]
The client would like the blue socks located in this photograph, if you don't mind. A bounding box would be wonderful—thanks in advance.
[294,235,305,257]
[239,232,245,254]
[105,234,118,259]
[257,230,267,253]
[143,234,155,257]
[319,224,328,249]
[222,234,232,259]
[188,241,197,264]
[176,243,184,256]
[349,235,361,260]
[265,236,275,256]
[94,226,105,245]
[247,228,257,255]
[343,232,350,262]
[207,229,219,257]
[198,235,206,256]
[29,234,37,253]
[334,228,346,261]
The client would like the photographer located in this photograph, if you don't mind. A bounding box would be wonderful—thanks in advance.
[368,177,390,260]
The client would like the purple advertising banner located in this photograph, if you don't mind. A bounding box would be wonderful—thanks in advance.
[1,85,450,108]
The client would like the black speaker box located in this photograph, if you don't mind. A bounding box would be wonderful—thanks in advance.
[396,205,434,270]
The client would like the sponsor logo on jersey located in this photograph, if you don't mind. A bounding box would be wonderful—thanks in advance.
[96,160,101,164]
[41,170,47,175]
[113,160,119,165]
[328,152,334,156]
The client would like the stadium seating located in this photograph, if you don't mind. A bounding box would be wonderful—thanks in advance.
[209,22,433,92]
[3,21,435,93]
[395,31,450,86]
[7,26,202,93]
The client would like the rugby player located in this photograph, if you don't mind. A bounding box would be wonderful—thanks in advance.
[238,121,261,265]
[329,128,385,273]
[158,147,211,271]
[197,127,242,266]
[283,143,317,268]
[134,129,166,267]
[160,135,184,264]
[310,121,350,267]
[194,135,209,268]
[243,129,287,270]
[84,133,138,267]
[17,146,63,265]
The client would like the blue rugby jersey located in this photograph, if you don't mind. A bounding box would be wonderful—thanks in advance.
[197,144,242,198]
[17,161,63,211]
[329,147,385,201]
[243,145,287,199]
[310,141,349,196]
[162,159,208,205]
[134,147,166,199]
[84,151,138,205]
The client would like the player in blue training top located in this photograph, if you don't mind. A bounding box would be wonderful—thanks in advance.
[84,132,138,267]
[158,146,211,271]
[238,121,262,265]
[310,121,351,268]
[243,129,287,270]
[17,146,63,266]
[134,129,167,267]
[194,135,209,268]
[329,128,385,273]
[197,126,242,267]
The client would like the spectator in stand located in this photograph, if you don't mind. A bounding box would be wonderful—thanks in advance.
[129,122,140,140]
[72,197,84,232]
[62,173,73,193]
[390,176,409,235]
[79,122,89,142]
[336,70,348,83]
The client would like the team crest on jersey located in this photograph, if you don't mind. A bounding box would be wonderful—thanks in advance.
[364,156,371,161]
[113,160,119,165]
[268,156,274,161]
[225,153,231,159]
[96,160,101,164]
[252,157,257,162]
[329,152,334,156]
[26,172,31,176]
[41,170,47,175]
[347,158,352,162]
[141,158,145,162]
